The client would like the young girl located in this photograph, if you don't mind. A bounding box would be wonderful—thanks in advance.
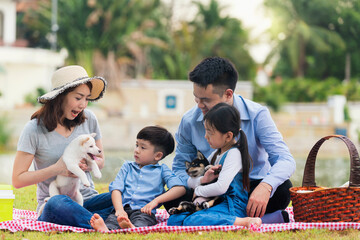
[167,102,261,227]
[12,65,113,228]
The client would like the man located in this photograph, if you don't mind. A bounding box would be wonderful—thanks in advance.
[170,57,295,221]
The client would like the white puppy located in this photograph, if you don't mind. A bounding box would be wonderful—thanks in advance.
[38,133,102,215]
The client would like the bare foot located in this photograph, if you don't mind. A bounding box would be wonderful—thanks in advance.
[234,217,262,228]
[247,217,262,228]
[117,216,135,229]
[90,213,110,232]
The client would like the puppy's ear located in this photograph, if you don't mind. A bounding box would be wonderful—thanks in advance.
[81,137,90,146]
[185,161,191,169]
[197,150,205,160]
[90,133,97,138]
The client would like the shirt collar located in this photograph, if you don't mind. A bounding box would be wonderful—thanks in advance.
[131,161,161,169]
[233,93,250,120]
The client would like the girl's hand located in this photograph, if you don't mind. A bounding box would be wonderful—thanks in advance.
[141,200,158,215]
[201,165,221,184]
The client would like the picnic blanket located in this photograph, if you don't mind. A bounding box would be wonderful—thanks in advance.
[1,207,360,233]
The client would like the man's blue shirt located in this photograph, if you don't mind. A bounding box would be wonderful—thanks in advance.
[172,94,296,196]
[109,161,184,214]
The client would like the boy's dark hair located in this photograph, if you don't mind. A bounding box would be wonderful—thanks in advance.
[189,57,238,94]
[137,126,175,159]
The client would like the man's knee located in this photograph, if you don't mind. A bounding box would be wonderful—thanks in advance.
[266,179,292,213]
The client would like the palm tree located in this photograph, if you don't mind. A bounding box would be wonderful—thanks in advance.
[263,0,345,78]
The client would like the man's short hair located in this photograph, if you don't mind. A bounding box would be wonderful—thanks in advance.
[136,126,175,159]
[189,57,238,93]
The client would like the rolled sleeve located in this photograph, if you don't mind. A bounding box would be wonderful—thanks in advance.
[254,108,296,195]
[162,164,185,189]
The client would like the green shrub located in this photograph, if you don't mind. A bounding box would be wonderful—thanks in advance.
[0,116,11,151]
[24,87,46,106]
[254,77,360,111]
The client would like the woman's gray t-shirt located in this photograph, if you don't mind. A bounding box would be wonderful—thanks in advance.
[17,109,101,211]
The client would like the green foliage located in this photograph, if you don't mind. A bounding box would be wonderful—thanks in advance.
[20,0,255,82]
[253,83,286,112]
[264,0,360,79]
[254,77,360,111]
[24,87,46,106]
[0,116,11,151]
[344,104,351,122]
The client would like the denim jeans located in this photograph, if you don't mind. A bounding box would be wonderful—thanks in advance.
[37,192,113,229]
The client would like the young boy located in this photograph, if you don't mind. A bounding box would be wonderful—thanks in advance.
[90,126,185,232]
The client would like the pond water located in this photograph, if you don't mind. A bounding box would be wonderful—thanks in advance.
[0,151,351,188]
[96,150,352,188]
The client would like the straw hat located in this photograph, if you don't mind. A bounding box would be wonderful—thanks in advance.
[37,65,107,104]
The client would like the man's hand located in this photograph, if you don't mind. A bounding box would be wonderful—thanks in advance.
[246,182,272,218]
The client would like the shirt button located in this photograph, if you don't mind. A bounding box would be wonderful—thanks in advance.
[131,202,134,204]
[137,187,140,189]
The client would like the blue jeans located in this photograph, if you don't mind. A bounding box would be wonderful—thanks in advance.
[38,192,113,229]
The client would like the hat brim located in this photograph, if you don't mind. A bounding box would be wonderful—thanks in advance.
[37,76,106,104]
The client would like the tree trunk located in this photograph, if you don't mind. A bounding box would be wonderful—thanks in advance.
[296,36,305,78]
[344,52,351,83]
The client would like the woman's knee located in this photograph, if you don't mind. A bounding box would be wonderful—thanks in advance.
[45,195,73,211]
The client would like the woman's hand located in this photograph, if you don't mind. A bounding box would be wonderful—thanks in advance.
[201,165,221,184]
[53,157,78,178]
[79,158,91,171]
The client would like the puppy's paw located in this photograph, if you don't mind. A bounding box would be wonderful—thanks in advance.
[83,180,91,187]
[93,171,102,179]
[168,207,178,215]
[202,202,210,209]
[204,165,213,172]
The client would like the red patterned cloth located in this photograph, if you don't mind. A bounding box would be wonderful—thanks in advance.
[1,207,360,233]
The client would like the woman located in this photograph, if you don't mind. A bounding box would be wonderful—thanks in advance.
[12,65,113,228]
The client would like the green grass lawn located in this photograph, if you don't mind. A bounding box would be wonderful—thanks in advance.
[1,184,359,239]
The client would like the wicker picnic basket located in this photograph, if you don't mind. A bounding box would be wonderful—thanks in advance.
[290,134,360,222]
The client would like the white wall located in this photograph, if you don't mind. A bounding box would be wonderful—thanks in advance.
[0,0,16,45]
[0,47,67,108]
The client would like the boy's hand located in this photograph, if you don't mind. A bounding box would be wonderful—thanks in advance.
[141,200,159,215]
[115,209,128,219]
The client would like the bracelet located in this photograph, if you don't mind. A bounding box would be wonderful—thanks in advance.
[260,182,272,193]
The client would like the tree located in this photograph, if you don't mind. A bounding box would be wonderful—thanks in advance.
[264,0,345,78]
[22,0,168,86]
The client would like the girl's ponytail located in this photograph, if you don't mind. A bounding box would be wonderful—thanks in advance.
[235,129,252,191]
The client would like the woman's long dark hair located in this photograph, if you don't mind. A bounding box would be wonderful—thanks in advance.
[31,82,92,132]
[203,102,252,191]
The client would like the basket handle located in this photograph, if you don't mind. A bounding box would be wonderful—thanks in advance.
[302,135,360,187]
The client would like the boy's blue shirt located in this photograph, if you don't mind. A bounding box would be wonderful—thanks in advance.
[109,161,184,214]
